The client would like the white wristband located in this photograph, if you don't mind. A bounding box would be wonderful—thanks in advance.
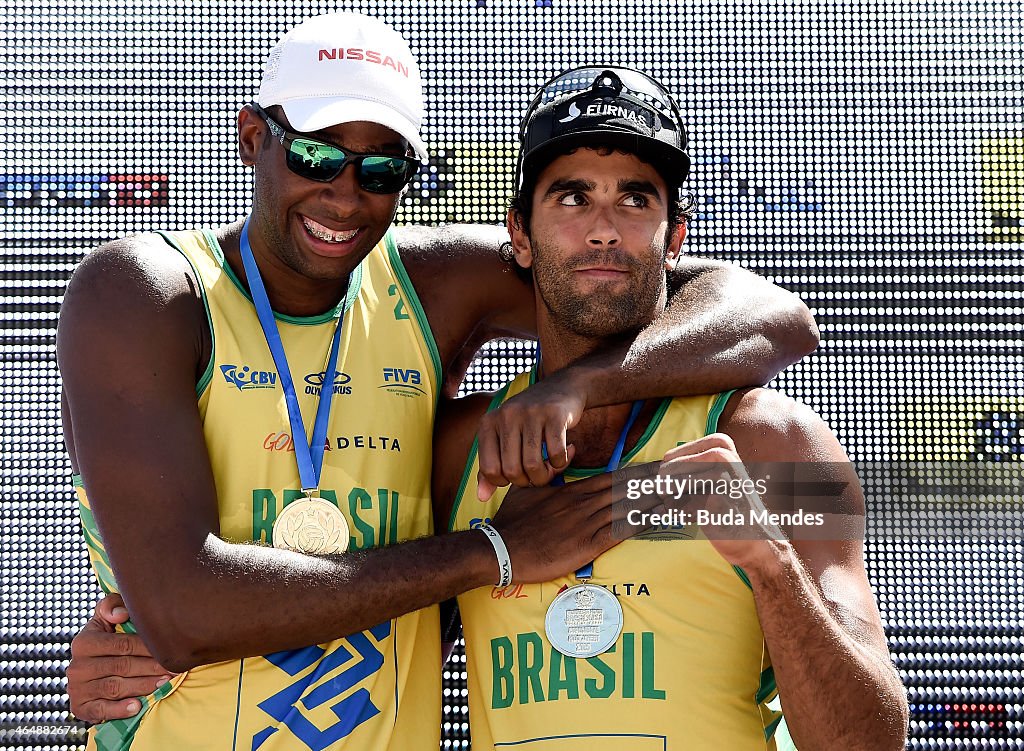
[477,524,513,587]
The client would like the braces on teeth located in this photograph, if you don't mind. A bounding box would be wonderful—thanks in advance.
[304,220,356,243]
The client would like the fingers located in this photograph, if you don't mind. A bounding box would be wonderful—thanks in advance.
[492,473,622,583]
[542,414,572,471]
[72,696,143,724]
[95,592,128,626]
[475,385,585,495]
[476,417,508,499]
[607,463,675,540]
[73,653,171,683]
[67,653,176,723]
[498,421,529,487]
[476,472,497,502]
[565,468,617,493]
[68,615,177,723]
[72,621,153,660]
[477,421,532,494]
[69,666,170,702]
[477,418,572,494]
[662,433,738,463]
[522,417,567,488]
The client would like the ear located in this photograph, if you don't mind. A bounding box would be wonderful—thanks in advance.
[506,208,534,269]
[664,222,687,270]
[238,105,263,166]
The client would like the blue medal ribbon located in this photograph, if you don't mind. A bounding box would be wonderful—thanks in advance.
[549,394,644,581]
[239,216,346,494]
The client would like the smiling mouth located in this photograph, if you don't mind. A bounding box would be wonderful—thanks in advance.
[302,217,359,244]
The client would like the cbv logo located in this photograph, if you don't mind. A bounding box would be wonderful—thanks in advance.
[379,367,425,397]
[221,364,277,391]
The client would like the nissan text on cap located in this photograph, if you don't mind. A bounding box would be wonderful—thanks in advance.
[258,12,428,161]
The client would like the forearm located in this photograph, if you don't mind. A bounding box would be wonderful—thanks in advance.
[563,264,818,406]
[132,530,495,672]
[745,543,908,751]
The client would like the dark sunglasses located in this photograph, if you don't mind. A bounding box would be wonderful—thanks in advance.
[252,103,421,194]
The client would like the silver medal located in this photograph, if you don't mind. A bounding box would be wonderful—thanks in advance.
[544,583,623,658]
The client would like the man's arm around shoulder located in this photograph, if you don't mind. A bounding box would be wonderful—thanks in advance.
[58,234,502,672]
[391,224,535,396]
[393,225,820,491]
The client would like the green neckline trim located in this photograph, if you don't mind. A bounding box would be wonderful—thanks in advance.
[563,401,673,479]
[203,227,226,266]
[72,473,83,488]
[449,385,513,531]
[218,229,364,325]
[158,230,216,396]
[705,389,737,434]
[386,230,443,393]
[526,365,674,478]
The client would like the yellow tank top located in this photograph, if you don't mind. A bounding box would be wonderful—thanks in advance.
[450,371,788,750]
[75,228,441,751]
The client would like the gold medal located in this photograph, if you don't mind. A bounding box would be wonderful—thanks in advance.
[272,495,351,555]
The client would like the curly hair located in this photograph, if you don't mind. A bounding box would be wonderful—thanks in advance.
[497,143,694,275]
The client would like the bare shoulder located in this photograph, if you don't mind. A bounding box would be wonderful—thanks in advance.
[389,224,535,376]
[718,387,865,524]
[61,233,202,321]
[391,224,509,267]
[390,224,527,301]
[666,254,731,287]
[718,387,848,464]
[434,391,494,481]
[58,232,207,394]
[437,390,494,438]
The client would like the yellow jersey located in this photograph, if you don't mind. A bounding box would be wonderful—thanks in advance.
[450,370,790,750]
[75,228,441,751]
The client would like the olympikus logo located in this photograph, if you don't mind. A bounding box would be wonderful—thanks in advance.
[317,48,410,77]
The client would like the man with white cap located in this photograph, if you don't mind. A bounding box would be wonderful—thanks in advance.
[58,12,817,750]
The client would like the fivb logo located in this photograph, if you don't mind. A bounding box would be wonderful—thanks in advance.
[221,364,277,391]
[379,367,426,397]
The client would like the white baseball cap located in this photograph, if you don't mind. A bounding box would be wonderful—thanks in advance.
[258,12,428,160]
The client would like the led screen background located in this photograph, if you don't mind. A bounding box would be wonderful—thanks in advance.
[2,0,1022,747]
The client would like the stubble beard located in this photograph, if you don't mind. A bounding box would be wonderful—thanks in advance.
[529,235,669,339]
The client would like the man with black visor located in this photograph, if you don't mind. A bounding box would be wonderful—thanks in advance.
[60,13,819,751]
[437,66,908,750]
